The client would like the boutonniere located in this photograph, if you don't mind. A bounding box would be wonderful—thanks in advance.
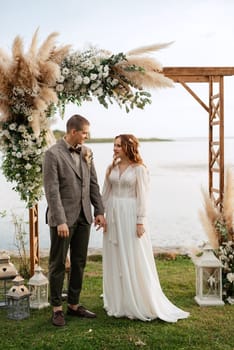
[83,149,93,168]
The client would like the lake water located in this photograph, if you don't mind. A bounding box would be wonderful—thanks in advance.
[0,138,234,253]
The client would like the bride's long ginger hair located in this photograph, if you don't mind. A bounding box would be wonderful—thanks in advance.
[107,134,144,176]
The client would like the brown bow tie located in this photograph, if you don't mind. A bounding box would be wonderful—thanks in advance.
[69,146,82,154]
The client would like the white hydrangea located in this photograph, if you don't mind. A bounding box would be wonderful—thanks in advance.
[74,76,83,85]
[227,273,234,283]
[25,163,32,170]
[9,123,17,130]
[56,84,64,92]
[62,67,70,75]
[83,77,90,85]
[90,73,98,81]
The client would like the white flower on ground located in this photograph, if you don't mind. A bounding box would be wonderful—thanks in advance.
[227,273,234,283]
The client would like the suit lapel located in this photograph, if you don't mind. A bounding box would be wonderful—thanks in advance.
[57,139,82,179]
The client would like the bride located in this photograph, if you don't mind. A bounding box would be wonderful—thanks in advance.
[102,134,189,322]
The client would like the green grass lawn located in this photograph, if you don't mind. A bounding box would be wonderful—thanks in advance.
[1,255,233,350]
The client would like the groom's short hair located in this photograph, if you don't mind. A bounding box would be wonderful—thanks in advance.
[66,114,90,132]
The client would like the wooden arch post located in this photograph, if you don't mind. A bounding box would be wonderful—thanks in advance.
[163,67,234,212]
[29,204,39,275]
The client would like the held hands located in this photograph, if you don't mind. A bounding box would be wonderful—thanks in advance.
[57,223,69,238]
[94,215,106,231]
[137,224,145,238]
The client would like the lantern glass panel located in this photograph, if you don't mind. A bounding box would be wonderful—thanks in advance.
[202,268,220,298]
[7,296,30,320]
[29,284,49,309]
[0,280,8,307]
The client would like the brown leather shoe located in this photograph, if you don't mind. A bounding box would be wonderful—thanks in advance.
[67,305,96,318]
[52,310,65,326]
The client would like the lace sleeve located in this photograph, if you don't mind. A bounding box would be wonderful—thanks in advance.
[136,165,150,224]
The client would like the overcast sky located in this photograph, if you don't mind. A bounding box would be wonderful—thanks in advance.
[1,0,234,138]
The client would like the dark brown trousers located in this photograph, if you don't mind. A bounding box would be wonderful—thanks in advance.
[49,209,90,307]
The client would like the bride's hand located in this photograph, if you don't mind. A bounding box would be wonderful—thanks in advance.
[136,224,145,238]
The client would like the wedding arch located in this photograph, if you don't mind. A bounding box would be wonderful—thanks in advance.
[0,31,233,274]
[0,31,174,274]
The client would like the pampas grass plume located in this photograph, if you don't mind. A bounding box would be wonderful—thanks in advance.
[223,167,234,233]
[199,210,219,249]
[126,42,174,56]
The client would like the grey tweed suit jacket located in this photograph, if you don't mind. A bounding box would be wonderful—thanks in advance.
[43,138,104,227]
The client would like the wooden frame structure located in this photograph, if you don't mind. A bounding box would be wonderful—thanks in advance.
[163,67,234,208]
[29,66,234,275]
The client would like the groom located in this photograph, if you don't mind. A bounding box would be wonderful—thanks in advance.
[43,114,105,326]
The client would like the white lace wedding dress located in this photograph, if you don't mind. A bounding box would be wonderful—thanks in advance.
[102,164,189,322]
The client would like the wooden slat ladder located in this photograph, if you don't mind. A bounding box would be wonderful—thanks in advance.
[209,76,224,209]
[163,67,234,212]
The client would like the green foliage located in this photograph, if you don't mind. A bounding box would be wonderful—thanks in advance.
[217,241,234,303]
[0,122,48,208]
[215,219,229,241]
[11,212,30,279]
[0,210,7,218]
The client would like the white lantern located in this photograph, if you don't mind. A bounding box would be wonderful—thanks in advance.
[0,251,17,308]
[6,275,31,320]
[28,265,49,309]
[193,243,224,306]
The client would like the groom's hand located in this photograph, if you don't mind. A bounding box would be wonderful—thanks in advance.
[57,223,69,238]
[94,215,106,231]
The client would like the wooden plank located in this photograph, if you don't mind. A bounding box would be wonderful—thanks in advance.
[219,76,224,209]
[211,168,220,173]
[163,67,234,76]
[211,188,220,193]
[167,75,219,83]
[163,67,234,83]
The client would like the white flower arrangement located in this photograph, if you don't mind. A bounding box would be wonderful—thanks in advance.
[218,241,234,302]
[0,31,173,208]
[0,122,48,208]
[56,47,152,116]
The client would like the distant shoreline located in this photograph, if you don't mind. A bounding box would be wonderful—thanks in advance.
[52,130,173,142]
[86,137,173,143]
[52,130,234,143]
